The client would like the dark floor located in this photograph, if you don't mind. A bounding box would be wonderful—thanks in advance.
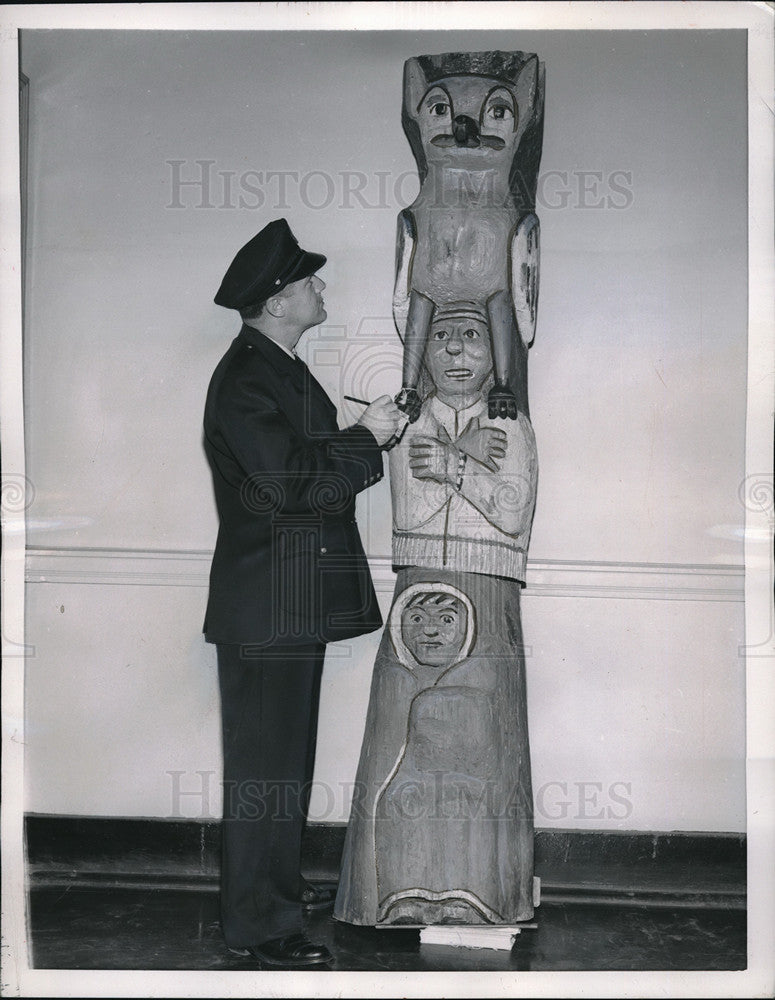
[28,885,746,972]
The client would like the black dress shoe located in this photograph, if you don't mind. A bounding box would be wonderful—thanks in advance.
[229,933,332,967]
[300,881,337,910]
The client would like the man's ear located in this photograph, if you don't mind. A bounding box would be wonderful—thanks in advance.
[263,294,285,318]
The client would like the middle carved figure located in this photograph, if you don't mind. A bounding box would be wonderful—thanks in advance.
[334,49,544,928]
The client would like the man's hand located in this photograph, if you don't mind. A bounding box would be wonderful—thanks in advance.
[358,395,406,447]
[455,416,507,471]
[408,430,458,482]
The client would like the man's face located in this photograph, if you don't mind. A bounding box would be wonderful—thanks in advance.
[424,314,492,402]
[281,272,327,331]
[401,595,468,667]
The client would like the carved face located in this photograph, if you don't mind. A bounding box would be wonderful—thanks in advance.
[424,312,492,403]
[403,52,541,187]
[414,76,521,172]
[400,593,468,667]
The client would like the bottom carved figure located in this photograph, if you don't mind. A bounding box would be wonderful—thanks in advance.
[334,566,534,926]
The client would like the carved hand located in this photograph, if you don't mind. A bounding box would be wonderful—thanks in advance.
[408,432,458,483]
[455,416,507,471]
[487,383,518,421]
[395,387,423,423]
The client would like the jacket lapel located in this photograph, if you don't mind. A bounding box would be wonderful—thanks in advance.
[240,325,339,432]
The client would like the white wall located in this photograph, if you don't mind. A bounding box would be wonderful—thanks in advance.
[21,28,747,830]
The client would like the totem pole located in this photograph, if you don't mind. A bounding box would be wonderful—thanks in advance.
[334,49,545,928]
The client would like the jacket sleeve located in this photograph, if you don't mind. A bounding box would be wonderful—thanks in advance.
[207,376,383,517]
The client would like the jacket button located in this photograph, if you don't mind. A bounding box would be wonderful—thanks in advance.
[320,547,327,554]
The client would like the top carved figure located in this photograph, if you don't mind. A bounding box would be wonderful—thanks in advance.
[392,51,545,422]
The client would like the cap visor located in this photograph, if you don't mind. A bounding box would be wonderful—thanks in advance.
[283,250,326,286]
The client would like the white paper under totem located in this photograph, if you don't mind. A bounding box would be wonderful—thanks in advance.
[334,49,544,928]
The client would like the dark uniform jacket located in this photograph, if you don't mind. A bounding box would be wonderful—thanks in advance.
[203,325,384,646]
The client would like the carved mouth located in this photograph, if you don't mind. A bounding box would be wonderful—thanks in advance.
[445,368,473,380]
[430,134,506,150]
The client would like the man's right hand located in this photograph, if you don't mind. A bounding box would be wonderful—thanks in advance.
[358,395,406,447]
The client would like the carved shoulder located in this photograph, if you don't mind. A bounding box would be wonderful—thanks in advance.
[393,209,417,336]
[510,213,540,348]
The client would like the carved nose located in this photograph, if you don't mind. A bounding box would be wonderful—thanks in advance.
[452,114,480,147]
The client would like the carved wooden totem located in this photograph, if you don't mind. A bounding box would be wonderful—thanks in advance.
[334,50,544,928]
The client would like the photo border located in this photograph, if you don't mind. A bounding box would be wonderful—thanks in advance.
[1,3,772,997]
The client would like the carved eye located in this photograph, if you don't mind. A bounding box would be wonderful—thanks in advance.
[429,101,450,117]
[409,613,424,625]
[424,90,451,118]
[487,103,514,122]
[463,328,480,339]
[431,329,449,340]
[440,614,456,625]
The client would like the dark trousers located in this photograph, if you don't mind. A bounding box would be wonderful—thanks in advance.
[217,642,325,948]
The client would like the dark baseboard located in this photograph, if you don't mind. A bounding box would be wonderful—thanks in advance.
[24,815,746,911]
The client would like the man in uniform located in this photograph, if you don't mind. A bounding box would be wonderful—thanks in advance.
[203,219,402,966]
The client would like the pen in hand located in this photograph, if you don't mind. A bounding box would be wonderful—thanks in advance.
[346,393,410,449]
